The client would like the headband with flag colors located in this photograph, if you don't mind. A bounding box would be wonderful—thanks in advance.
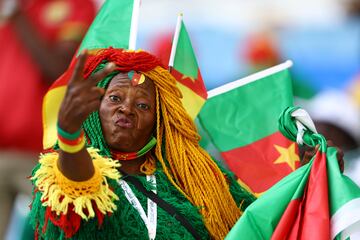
[198,61,300,196]
[42,0,140,149]
[226,107,360,240]
[168,14,208,120]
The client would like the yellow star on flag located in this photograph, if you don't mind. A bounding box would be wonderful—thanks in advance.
[273,143,300,171]
[181,74,196,82]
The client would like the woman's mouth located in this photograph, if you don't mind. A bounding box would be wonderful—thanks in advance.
[115,116,134,128]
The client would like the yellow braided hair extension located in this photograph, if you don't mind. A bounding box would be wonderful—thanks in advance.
[140,153,157,175]
[143,66,242,239]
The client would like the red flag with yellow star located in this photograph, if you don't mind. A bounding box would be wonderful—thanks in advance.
[198,61,300,196]
[169,14,207,119]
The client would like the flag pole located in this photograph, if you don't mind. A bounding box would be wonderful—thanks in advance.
[168,13,183,68]
[129,0,141,50]
[208,60,293,98]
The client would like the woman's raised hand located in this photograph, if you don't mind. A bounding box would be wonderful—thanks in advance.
[301,140,345,173]
[58,50,115,133]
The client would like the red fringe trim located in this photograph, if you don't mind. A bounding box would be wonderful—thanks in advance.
[44,205,82,238]
[95,205,105,227]
[43,201,106,238]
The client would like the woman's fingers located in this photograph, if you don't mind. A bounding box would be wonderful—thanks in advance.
[59,52,115,131]
[85,99,103,115]
[301,140,345,173]
[69,49,116,88]
[301,145,316,166]
[88,62,116,85]
[337,151,345,173]
[78,87,104,114]
[86,87,105,102]
[71,86,104,110]
[70,50,88,84]
[327,140,345,173]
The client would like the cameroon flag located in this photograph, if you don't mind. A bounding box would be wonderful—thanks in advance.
[42,0,140,149]
[226,107,360,240]
[198,61,300,195]
[169,14,207,119]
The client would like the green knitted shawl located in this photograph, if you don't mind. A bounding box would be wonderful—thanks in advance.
[30,160,255,240]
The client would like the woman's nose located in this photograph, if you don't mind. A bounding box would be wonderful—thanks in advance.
[118,100,133,115]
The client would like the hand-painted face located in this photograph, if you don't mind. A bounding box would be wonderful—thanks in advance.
[99,72,156,152]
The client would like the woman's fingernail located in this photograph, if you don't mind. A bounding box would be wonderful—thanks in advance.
[106,62,115,70]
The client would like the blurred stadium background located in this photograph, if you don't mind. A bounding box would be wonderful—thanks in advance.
[133,0,360,94]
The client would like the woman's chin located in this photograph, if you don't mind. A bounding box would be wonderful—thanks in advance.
[109,140,142,153]
[107,132,149,152]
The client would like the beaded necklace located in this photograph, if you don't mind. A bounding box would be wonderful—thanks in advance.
[111,137,157,160]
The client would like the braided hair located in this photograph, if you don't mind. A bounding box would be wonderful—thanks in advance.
[82,48,242,239]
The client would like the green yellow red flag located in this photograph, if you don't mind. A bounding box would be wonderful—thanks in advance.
[226,107,360,240]
[42,0,140,149]
[169,14,207,119]
[198,61,300,195]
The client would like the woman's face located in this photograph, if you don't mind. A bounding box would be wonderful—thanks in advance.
[99,73,156,152]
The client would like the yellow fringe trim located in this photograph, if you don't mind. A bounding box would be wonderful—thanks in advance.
[32,148,121,220]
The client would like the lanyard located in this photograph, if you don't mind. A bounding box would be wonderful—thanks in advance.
[118,175,157,240]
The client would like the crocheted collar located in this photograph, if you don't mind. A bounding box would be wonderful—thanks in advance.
[111,137,157,160]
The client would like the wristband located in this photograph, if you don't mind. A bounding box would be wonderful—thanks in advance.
[57,123,82,140]
[57,123,85,153]
[58,135,86,153]
[58,131,84,145]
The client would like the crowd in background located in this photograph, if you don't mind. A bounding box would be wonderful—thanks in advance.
[0,0,96,238]
[0,0,359,239]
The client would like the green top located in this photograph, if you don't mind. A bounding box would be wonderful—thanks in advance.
[30,160,255,240]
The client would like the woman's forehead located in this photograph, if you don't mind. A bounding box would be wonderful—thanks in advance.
[108,72,155,91]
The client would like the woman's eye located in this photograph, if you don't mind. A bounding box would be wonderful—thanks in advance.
[109,95,121,102]
[137,103,150,110]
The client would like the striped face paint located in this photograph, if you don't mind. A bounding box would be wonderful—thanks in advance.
[128,70,146,86]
